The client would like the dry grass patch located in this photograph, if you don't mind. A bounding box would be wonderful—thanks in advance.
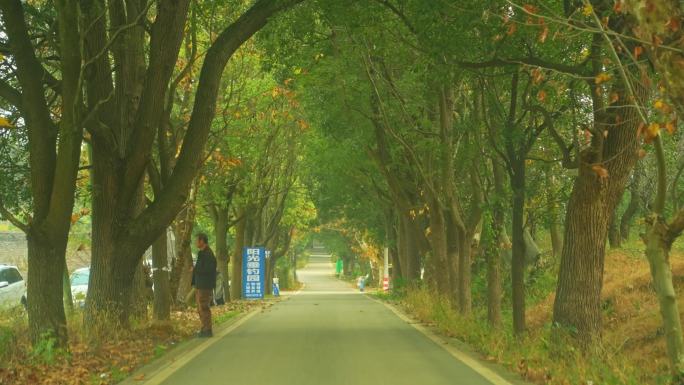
[396,248,684,385]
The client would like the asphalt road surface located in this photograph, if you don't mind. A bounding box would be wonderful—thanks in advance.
[158,253,505,385]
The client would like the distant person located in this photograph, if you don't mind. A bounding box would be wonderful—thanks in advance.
[273,276,280,297]
[357,275,366,292]
[193,233,217,338]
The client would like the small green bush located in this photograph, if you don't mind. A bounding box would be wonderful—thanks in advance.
[30,332,62,365]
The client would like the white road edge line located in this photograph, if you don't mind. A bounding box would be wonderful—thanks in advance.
[139,308,261,385]
[367,295,514,385]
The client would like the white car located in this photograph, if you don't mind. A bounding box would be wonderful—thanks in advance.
[0,264,27,309]
[70,267,89,306]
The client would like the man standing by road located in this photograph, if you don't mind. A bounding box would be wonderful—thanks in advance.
[193,233,217,338]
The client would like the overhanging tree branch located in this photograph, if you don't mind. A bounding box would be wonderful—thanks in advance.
[0,79,23,109]
[0,197,28,233]
[458,56,590,77]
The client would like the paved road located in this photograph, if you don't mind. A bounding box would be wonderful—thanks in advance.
[159,253,501,385]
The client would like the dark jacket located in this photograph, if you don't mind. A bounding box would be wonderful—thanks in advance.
[193,247,217,290]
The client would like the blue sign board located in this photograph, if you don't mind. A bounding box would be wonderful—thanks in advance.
[242,247,265,299]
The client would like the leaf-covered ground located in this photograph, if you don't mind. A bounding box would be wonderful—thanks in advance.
[0,300,267,385]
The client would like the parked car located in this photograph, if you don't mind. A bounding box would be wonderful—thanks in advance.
[70,267,89,307]
[0,264,27,309]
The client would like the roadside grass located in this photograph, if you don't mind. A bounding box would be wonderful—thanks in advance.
[0,300,264,385]
[213,310,239,325]
[400,287,649,385]
[382,240,684,385]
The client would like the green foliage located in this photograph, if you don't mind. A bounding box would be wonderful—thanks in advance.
[153,344,167,359]
[30,332,63,365]
[0,127,31,214]
[0,325,15,361]
[214,311,239,325]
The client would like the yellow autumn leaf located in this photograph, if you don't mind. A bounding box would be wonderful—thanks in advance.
[0,117,13,127]
[654,99,671,113]
[595,72,612,84]
[665,121,677,134]
[644,122,661,143]
[647,122,661,136]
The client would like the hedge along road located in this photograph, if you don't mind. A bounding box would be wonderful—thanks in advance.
[151,254,521,385]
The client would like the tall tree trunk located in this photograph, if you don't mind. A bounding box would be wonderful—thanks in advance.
[152,231,171,320]
[644,212,684,379]
[553,166,619,343]
[550,221,563,262]
[486,159,505,327]
[26,240,68,344]
[553,71,646,344]
[230,209,246,300]
[173,210,196,303]
[214,209,231,302]
[390,246,401,283]
[401,212,423,281]
[87,158,145,325]
[546,171,563,259]
[176,249,194,304]
[608,209,622,249]
[644,137,684,378]
[549,218,563,260]
[265,256,277,295]
[427,197,450,296]
[446,215,460,306]
[130,258,149,320]
[171,187,197,303]
[387,211,402,281]
[457,226,472,314]
[87,157,127,323]
[511,164,526,335]
[396,216,409,281]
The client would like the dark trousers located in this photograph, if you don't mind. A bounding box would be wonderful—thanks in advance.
[195,289,213,332]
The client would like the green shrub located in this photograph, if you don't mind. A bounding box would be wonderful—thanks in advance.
[0,325,15,360]
[30,332,63,365]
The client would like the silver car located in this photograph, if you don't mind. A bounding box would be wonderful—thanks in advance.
[0,264,27,309]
